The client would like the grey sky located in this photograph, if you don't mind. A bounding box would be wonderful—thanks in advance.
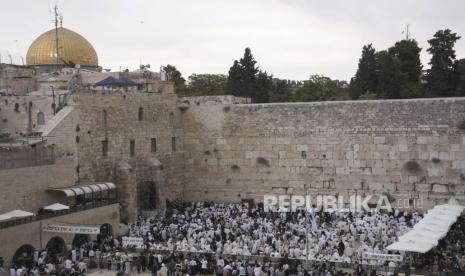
[1,0,465,81]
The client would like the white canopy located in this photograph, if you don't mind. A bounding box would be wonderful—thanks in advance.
[48,182,116,197]
[0,210,35,221]
[386,239,436,253]
[44,203,70,211]
[387,203,464,253]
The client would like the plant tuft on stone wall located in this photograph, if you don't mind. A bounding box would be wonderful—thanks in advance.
[431,157,441,164]
[458,120,465,130]
[404,160,421,172]
[231,164,240,171]
[256,157,270,167]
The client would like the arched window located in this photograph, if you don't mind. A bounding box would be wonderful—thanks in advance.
[37,112,45,125]
[138,107,144,121]
[102,109,107,128]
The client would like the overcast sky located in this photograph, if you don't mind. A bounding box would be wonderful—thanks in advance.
[1,0,465,81]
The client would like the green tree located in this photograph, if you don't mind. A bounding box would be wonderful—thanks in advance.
[163,64,186,94]
[388,39,422,98]
[269,79,294,102]
[226,60,242,96]
[375,50,405,99]
[186,74,227,96]
[424,29,461,97]
[293,75,350,102]
[350,44,378,99]
[358,91,379,100]
[239,48,259,101]
[226,48,259,102]
[454,59,465,96]
[252,70,272,103]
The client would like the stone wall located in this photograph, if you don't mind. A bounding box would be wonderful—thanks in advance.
[0,145,55,170]
[181,98,465,209]
[73,90,185,221]
[0,156,76,214]
[0,95,54,137]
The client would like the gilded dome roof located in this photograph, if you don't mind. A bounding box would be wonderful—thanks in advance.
[26,27,98,67]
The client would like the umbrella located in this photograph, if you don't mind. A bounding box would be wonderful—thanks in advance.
[44,203,70,211]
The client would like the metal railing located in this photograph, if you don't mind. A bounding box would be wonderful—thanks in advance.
[0,199,118,230]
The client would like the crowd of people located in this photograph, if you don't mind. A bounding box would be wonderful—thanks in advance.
[4,202,465,276]
[127,203,420,265]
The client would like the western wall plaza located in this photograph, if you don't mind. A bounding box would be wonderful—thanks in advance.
[1,2,465,276]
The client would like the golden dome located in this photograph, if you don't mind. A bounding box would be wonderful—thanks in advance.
[26,27,98,67]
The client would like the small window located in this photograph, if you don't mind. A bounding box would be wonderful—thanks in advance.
[169,112,174,125]
[102,110,107,128]
[171,137,176,152]
[301,151,307,159]
[138,107,144,121]
[37,112,45,125]
[102,140,108,157]
[130,139,135,157]
[151,138,157,153]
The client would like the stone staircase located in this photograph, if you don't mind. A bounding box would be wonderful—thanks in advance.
[38,105,75,137]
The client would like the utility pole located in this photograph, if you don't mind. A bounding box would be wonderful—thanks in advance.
[405,24,410,40]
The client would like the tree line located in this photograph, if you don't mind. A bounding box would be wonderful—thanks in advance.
[163,29,465,103]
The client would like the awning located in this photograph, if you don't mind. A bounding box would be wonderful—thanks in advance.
[0,210,35,221]
[47,183,117,197]
[44,203,70,211]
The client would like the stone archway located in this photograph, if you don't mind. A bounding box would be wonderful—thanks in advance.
[137,180,157,211]
[13,244,35,268]
[97,223,113,244]
[72,234,89,248]
[46,236,66,256]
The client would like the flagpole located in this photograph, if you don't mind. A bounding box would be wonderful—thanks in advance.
[305,188,309,270]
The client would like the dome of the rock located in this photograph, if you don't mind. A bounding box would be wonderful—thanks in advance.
[26,27,98,67]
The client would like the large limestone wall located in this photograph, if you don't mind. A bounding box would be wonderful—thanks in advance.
[73,91,185,221]
[0,156,75,214]
[182,98,465,209]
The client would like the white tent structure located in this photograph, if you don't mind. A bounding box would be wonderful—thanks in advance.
[43,203,70,211]
[387,202,464,253]
[0,210,35,221]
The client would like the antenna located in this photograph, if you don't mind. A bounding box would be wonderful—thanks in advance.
[54,4,60,68]
[405,24,410,40]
